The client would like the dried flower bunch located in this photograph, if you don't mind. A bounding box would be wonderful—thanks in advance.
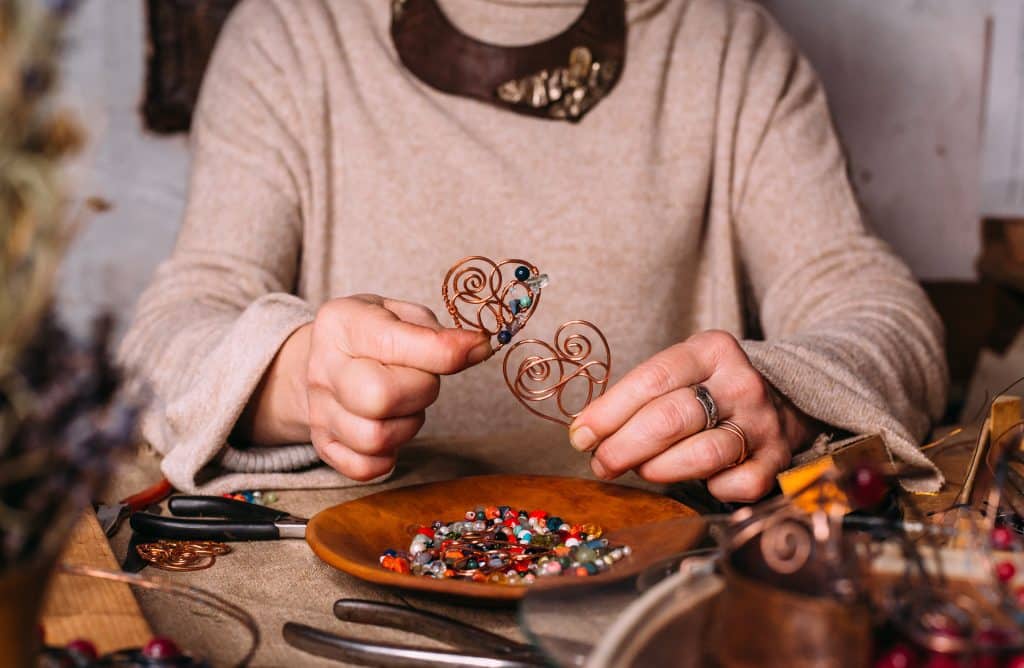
[0,0,136,573]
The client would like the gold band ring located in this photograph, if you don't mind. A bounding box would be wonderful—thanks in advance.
[717,419,748,468]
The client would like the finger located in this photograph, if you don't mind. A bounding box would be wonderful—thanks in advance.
[569,344,710,451]
[317,439,397,482]
[705,452,782,503]
[333,357,440,419]
[617,425,746,483]
[323,405,426,457]
[589,386,713,479]
[330,298,492,373]
[570,331,751,452]
[379,298,444,331]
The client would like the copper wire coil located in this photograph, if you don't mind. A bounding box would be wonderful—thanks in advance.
[503,320,611,426]
[441,256,542,346]
[136,540,232,572]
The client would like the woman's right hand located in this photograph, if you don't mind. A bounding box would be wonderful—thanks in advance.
[237,294,492,480]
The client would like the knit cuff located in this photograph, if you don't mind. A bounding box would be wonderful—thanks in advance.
[740,339,942,493]
[156,293,319,491]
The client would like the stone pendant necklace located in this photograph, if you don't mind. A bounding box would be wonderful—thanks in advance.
[390,0,627,122]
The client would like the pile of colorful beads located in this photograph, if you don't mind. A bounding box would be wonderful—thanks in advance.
[379,505,631,585]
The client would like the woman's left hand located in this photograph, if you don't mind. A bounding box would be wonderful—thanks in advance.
[568,330,821,502]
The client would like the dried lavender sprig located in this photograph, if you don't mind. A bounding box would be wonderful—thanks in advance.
[0,312,140,570]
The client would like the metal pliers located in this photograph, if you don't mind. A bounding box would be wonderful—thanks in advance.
[283,599,549,668]
[129,495,307,541]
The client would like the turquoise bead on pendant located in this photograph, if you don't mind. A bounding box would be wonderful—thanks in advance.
[518,296,532,309]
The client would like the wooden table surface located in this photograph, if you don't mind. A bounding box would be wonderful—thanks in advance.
[40,510,152,653]
[42,423,990,666]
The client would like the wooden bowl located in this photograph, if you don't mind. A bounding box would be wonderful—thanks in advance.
[306,474,702,601]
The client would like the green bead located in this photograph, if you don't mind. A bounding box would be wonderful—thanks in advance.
[530,534,555,548]
[518,296,532,309]
[574,546,597,563]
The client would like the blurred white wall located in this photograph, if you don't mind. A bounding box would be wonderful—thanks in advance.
[58,0,188,337]
[56,0,991,335]
[760,0,989,281]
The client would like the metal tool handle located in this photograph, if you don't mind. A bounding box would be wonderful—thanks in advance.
[129,512,280,541]
[283,622,544,668]
[333,600,531,657]
[169,495,287,521]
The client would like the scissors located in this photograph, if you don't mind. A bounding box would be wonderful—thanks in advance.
[129,495,307,541]
[284,599,551,668]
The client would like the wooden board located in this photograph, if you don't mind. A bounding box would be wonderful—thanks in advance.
[40,510,151,653]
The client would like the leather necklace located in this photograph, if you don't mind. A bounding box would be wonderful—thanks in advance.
[390,0,627,121]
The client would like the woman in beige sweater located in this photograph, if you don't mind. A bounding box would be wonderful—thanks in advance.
[120,0,948,498]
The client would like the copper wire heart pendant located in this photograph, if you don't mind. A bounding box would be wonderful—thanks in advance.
[502,320,611,426]
[442,256,548,348]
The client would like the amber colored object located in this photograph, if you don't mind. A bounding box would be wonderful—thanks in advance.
[777,434,889,513]
[0,558,55,668]
[143,0,241,133]
[305,474,701,601]
[710,563,873,668]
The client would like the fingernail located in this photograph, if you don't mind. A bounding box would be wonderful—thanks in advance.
[466,340,494,365]
[570,425,598,452]
[591,457,609,479]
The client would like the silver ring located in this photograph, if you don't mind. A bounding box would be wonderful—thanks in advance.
[717,420,748,467]
[691,384,719,430]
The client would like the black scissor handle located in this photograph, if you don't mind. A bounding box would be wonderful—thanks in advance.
[129,512,280,541]
[168,495,289,521]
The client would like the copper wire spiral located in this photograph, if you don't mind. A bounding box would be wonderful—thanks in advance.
[136,539,232,572]
[441,256,541,345]
[502,320,611,426]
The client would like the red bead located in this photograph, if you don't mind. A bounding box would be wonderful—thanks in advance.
[996,560,1017,582]
[1006,655,1024,668]
[977,627,1010,648]
[415,526,433,537]
[528,510,548,520]
[922,653,959,668]
[846,463,889,509]
[66,639,98,660]
[875,644,917,668]
[992,527,1015,550]
[1014,585,1024,606]
[143,636,181,660]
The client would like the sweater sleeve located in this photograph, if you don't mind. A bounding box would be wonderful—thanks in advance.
[723,5,949,491]
[119,1,335,492]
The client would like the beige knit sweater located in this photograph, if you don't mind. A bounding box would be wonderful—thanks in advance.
[119,0,949,494]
